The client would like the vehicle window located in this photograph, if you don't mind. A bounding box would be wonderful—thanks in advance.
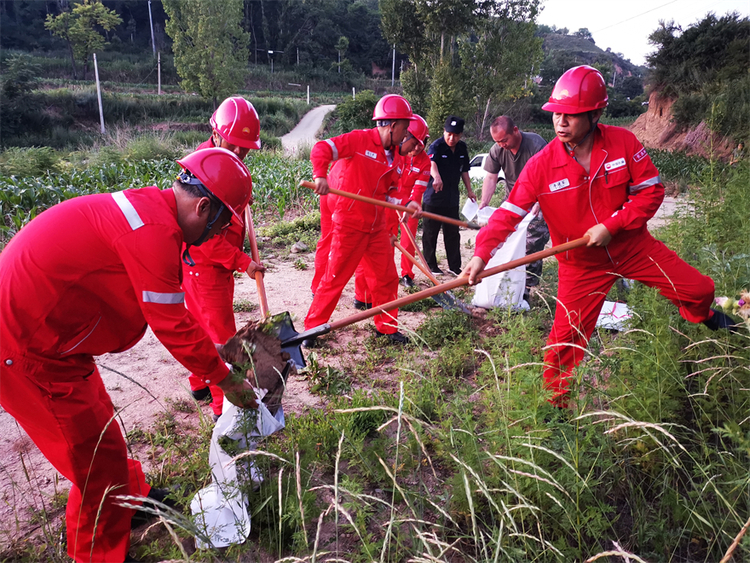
[469,156,483,167]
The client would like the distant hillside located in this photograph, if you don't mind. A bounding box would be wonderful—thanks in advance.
[540,32,648,87]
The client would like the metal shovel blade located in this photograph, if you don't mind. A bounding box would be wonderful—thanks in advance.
[264,312,308,369]
[433,290,472,314]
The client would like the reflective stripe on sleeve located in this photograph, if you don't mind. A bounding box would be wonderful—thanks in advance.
[500,201,528,217]
[415,180,429,187]
[325,139,339,161]
[112,191,144,230]
[629,175,661,193]
[142,291,185,304]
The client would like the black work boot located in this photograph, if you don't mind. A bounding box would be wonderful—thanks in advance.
[376,330,409,345]
[191,387,212,401]
[353,298,372,310]
[131,487,178,529]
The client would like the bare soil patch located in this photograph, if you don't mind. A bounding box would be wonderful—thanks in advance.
[628,92,734,161]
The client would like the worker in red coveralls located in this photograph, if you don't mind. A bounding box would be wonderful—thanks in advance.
[396,114,431,288]
[351,114,430,306]
[184,97,265,421]
[304,94,419,346]
[465,66,737,409]
[0,148,259,563]
[309,117,425,304]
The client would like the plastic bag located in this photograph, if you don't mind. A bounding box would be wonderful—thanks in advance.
[595,301,632,331]
[191,394,285,549]
[472,211,535,310]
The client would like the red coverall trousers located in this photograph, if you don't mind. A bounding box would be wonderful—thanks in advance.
[0,359,149,562]
[398,214,420,279]
[311,194,333,295]
[545,237,714,405]
[183,269,235,416]
[305,222,399,334]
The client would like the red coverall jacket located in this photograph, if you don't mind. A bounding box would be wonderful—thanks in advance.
[393,151,431,278]
[305,128,403,333]
[355,149,432,298]
[183,138,253,414]
[0,187,229,562]
[474,124,714,404]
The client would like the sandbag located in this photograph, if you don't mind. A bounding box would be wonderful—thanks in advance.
[190,393,285,549]
[472,210,535,310]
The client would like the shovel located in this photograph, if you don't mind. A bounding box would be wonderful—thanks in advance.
[299,180,481,230]
[278,236,590,368]
[244,207,270,318]
[394,240,471,313]
[396,211,471,312]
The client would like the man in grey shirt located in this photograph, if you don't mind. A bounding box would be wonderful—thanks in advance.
[479,116,549,302]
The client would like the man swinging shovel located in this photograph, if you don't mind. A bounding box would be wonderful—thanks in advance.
[303,94,419,347]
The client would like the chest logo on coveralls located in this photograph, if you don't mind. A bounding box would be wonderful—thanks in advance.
[365,150,378,160]
[605,158,626,171]
[549,178,570,192]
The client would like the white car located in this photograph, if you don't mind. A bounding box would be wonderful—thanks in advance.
[468,153,505,182]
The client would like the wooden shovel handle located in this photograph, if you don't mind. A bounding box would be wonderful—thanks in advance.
[299,180,475,229]
[327,236,589,332]
[394,241,440,286]
[245,207,270,319]
[399,218,436,282]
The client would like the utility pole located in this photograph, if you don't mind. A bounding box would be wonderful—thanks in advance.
[148,0,156,57]
[157,52,161,95]
[93,54,105,134]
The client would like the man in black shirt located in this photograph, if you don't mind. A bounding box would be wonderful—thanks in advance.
[423,116,476,275]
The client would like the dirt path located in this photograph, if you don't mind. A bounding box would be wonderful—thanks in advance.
[281,104,336,156]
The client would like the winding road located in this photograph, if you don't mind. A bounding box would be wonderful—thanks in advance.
[281,104,336,155]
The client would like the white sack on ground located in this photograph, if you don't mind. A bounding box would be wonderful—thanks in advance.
[596,301,632,331]
[472,211,534,310]
[191,393,285,549]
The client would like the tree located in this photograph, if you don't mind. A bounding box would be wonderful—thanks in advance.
[458,0,543,138]
[380,0,428,68]
[426,61,472,135]
[335,36,349,73]
[647,12,749,142]
[44,0,122,80]
[573,27,594,43]
[620,75,644,99]
[164,0,250,107]
[417,0,478,62]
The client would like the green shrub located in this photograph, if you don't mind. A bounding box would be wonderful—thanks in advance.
[0,147,61,177]
[335,90,378,132]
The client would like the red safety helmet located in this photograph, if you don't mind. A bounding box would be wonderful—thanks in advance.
[408,114,429,147]
[177,148,253,223]
[372,94,414,121]
[210,97,262,150]
[542,65,608,114]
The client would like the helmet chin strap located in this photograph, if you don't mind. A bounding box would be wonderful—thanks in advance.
[182,204,225,266]
[178,170,227,266]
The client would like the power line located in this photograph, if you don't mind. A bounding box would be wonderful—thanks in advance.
[591,0,680,33]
